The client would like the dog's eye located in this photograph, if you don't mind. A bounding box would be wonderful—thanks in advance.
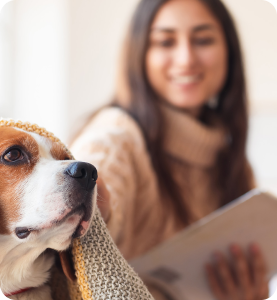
[15,227,31,239]
[4,149,23,162]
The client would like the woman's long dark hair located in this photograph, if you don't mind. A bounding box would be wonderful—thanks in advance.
[114,0,254,226]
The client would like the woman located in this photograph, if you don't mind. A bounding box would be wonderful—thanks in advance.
[71,0,268,299]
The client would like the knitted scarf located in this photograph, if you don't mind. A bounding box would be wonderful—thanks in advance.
[0,119,154,300]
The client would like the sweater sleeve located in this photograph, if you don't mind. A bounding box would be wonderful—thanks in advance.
[70,108,149,245]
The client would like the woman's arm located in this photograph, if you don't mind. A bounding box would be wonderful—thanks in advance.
[70,108,150,245]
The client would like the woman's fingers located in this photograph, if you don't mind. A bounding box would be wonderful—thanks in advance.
[205,252,240,300]
[230,244,254,300]
[249,243,269,298]
[249,243,266,284]
[206,245,268,300]
[213,252,239,299]
[96,177,111,223]
[205,263,225,300]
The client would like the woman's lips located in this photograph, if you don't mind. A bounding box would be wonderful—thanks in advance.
[170,74,202,87]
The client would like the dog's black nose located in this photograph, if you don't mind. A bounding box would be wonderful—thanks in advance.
[65,162,98,190]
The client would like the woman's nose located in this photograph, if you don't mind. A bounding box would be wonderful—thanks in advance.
[174,41,196,68]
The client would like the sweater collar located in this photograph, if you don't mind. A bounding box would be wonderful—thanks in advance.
[159,102,227,168]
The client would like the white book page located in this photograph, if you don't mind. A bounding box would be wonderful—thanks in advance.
[130,190,277,300]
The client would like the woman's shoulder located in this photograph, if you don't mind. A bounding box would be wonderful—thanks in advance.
[72,106,146,151]
[90,106,139,130]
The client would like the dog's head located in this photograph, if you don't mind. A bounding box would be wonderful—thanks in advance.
[0,125,97,254]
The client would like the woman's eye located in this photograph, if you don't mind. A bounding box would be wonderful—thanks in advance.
[4,149,23,162]
[194,38,215,46]
[151,39,175,48]
[159,39,174,47]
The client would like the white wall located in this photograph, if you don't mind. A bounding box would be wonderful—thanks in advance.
[224,0,277,105]
[67,0,140,139]
[0,2,14,117]
[0,0,69,138]
[0,0,139,140]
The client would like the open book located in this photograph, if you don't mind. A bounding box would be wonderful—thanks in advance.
[130,189,277,300]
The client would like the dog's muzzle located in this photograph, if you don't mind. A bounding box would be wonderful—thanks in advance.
[64,161,98,238]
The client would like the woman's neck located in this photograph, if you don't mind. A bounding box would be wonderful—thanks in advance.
[157,99,203,119]
[158,100,227,167]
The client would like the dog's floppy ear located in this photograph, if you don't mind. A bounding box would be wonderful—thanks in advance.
[59,249,77,283]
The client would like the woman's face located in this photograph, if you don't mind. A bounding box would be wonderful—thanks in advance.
[146,0,228,115]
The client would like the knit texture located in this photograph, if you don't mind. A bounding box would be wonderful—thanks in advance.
[0,118,155,300]
[72,208,154,300]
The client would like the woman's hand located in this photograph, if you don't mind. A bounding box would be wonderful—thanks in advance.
[96,177,111,223]
[205,244,268,300]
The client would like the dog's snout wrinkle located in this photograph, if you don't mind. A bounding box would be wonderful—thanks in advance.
[65,162,98,190]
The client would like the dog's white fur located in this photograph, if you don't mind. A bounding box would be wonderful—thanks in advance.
[0,129,97,299]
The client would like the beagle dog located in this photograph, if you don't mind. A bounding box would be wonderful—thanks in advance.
[0,126,97,299]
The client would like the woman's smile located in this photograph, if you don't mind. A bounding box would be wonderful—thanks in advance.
[169,73,203,88]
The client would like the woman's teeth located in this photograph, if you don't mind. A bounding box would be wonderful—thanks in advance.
[172,75,200,84]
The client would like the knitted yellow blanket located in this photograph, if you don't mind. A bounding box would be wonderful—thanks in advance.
[0,119,154,300]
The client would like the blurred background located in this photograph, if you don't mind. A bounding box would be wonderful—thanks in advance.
[0,0,277,196]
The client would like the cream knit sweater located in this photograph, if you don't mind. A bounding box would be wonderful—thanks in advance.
[71,104,227,299]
